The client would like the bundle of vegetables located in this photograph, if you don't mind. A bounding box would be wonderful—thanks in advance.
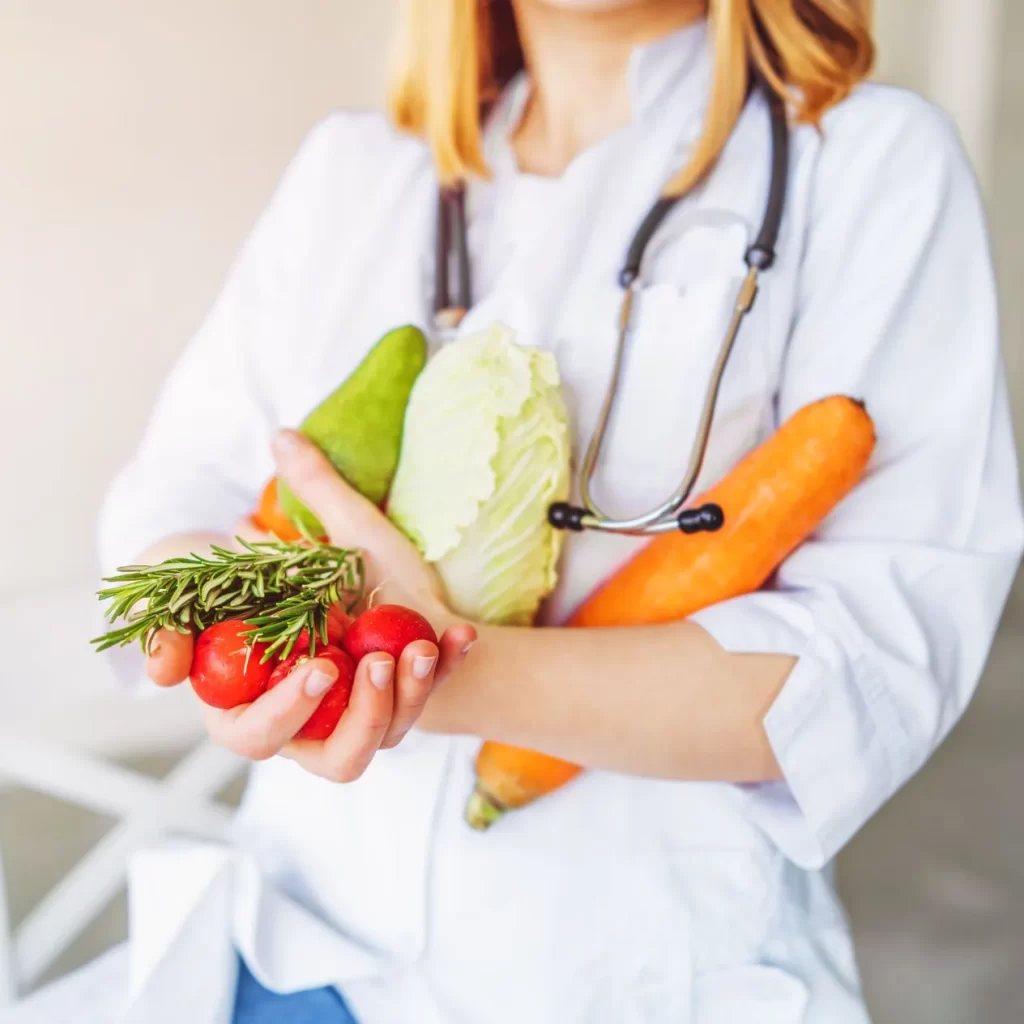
[94,324,435,737]
[94,313,876,813]
[465,395,877,828]
[94,539,440,738]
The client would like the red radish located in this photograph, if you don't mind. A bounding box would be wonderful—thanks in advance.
[266,644,356,741]
[343,604,438,663]
[190,620,273,709]
[293,605,352,654]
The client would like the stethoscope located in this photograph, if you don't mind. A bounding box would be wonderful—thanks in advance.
[433,87,790,537]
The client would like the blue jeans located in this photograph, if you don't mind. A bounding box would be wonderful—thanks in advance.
[232,956,358,1023]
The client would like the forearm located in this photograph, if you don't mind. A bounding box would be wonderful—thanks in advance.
[423,620,794,783]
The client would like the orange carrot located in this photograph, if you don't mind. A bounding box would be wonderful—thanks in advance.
[464,395,876,830]
[465,744,583,830]
[251,478,304,543]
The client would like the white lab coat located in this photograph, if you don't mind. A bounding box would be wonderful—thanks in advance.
[16,22,1023,1024]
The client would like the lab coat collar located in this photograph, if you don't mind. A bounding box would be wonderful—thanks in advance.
[499,18,710,144]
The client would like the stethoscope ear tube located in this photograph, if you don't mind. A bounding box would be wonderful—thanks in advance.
[745,91,789,271]
[432,88,790,537]
[560,265,760,536]
[551,90,790,537]
[434,186,471,332]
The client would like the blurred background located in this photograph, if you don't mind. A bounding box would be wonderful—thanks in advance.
[0,1,1020,1020]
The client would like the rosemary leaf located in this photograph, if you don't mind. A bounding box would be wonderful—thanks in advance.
[169,587,197,614]
[198,576,221,605]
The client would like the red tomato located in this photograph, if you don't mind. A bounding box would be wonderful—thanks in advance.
[266,644,356,741]
[343,604,438,663]
[190,620,273,709]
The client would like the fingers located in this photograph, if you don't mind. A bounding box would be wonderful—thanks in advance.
[271,431,424,576]
[271,431,380,542]
[283,654,395,782]
[204,625,480,779]
[146,629,193,687]
[436,623,478,687]
[379,640,438,749]
[375,627,476,748]
[203,658,339,761]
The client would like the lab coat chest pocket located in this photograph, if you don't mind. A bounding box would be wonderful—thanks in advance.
[577,228,772,519]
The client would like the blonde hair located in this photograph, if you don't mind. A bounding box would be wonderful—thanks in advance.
[389,0,875,194]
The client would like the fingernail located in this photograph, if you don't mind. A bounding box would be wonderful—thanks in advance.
[304,667,335,698]
[412,654,437,680]
[461,641,476,655]
[369,660,393,690]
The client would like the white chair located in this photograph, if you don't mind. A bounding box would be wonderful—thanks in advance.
[0,583,246,1008]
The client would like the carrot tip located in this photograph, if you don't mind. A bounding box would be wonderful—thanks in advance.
[465,787,506,831]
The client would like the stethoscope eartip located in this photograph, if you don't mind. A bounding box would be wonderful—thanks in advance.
[677,504,725,534]
[548,502,587,532]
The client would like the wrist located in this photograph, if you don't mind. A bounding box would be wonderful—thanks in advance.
[417,620,499,738]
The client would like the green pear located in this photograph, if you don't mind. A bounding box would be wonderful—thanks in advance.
[278,325,428,537]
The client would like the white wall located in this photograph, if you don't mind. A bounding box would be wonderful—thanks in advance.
[875,0,1023,466]
[0,0,1019,602]
[0,0,398,599]
[876,0,1004,196]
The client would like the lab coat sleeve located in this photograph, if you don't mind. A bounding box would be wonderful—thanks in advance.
[688,92,1024,869]
[95,113,357,685]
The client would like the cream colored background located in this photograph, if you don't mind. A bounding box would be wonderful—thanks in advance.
[0,2,1021,1020]
[0,0,396,596]
[0,1,1020,597]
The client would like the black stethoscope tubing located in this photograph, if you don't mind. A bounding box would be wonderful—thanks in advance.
[433,87,790,535]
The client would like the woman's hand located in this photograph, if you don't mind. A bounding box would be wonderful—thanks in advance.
[141,522,278,688]
[144,430,477,781]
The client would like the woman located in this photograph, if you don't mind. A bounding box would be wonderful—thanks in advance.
[26,1,1023,1021]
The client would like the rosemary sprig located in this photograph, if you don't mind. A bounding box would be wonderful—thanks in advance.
[92,538,364,662]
